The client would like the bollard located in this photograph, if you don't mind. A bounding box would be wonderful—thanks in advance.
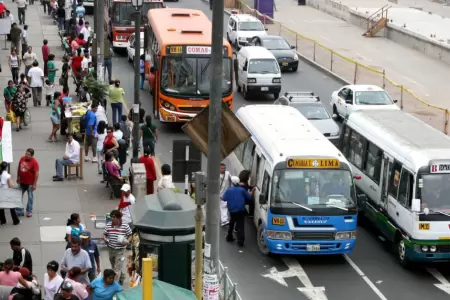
[400,85,404,110]
[330,52,334,71]
[313,42,316,61]
[353,63,358,84]
[382,69,386,89]
[444,110,449,135]
[142,258,153,300]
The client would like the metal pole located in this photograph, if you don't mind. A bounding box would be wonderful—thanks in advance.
[204,0,224,294]
[194,172,206,300]
[96,0,105,83]
[142,258,153,300]
[132,11,141,163]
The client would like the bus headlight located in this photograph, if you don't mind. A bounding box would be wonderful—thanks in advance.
[430,245,437,252]
[335,231,356,240]
[267,230,292,240]
[421,245,429,252]
[162,101,176,111]
[116,36,127,41]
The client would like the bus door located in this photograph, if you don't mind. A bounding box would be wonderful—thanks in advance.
[379,153,395,240]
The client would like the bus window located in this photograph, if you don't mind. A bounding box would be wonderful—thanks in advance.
[398,168,413,208]
[242,139,255,171]
[388,161,402,199]
[161,56,196,95]
[363,142,383,183]
[261,171,270,202]
[257,156,266,189]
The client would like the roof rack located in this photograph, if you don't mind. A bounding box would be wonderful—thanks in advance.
[283,91,320,102]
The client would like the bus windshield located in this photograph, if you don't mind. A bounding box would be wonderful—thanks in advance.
[420,174,450,212]
[112,3,162,26]
[160,56,232,97]
[270,169,356,211]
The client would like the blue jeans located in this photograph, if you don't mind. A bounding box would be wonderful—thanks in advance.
[58,17,65,30]
[140,73,145,89]
[16,184,34,215]
[104,58,112,83]
[111,103,123,125]
[56,157,73,178]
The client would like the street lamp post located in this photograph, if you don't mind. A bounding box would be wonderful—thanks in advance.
[131,0,143,163]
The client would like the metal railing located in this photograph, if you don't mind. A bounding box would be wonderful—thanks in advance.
[218,260,243,300]
[233,0,450,135]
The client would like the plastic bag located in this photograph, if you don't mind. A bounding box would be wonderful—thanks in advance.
[23,109,31,126]
[6,110,15,123]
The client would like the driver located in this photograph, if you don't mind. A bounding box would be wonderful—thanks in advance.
[321,174,347,197]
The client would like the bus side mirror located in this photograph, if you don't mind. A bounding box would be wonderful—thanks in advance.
[259,194,267,205]
[393,100,398,103]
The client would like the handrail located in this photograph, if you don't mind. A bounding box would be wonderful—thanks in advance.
[362,4,391,25]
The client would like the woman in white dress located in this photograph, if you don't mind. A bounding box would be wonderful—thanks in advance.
[43,260,64,300]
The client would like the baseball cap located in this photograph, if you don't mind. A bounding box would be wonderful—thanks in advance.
[231,176,240,185]
[61,281,74,291]
[121,184,131,192]
[80,230,91,239]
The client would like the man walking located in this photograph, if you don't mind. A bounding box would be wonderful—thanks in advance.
[80,231,100,282]
[22,46,36,76]
[9,23,21,53]
[219,163,232,226]
[10,237,33,273]
[53,133,80,181]
[42,39,49,77]
[84,103,98,162]
[60,237,92,284]
[27,60,44,106]
[20,25,28,58]
[103,210,132,284]
[16,0,27,25]
[103,37,113,83]
[223,176,254,248]
[16,148,39,217]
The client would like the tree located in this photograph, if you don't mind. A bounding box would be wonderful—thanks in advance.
[85,75,109,102]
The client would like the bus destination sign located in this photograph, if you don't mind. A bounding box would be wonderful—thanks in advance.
[430,163,450,174]
[167,45,228,56]
[186,46,211,55]
[287,158,340,169]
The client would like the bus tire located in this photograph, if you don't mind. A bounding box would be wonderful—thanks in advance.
[243,86,250,100]
[257,223,270,256]
[237,83,241,92]
[394,233,411,268]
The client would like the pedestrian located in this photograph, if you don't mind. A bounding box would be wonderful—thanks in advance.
[16,148,39,217]
[84,103,98,162]
[81,51,91,74]
[108,79,125,125]
[61,56,70,91]
[11,267,40,298]
[139,149,157,195]
[95,120,107,174]
[42,39,49,77]
[27,60,44,106]
[127,101,145,124]
[148,66,156,95]
[0,259,29,288]
[139,54,145,89]
[103,38,113,83]
[43,261,64,300]
[239,169,255,217]
[65,213,85,246]
[157,164,174,192]
[60,237,92,285]
[12,82,31,131]
[113,123,123,141]
[42,0,50,14]
[16,0,26,24]
[75,1,84,18]
[44,79,55,106]
[118,184,135,226]
[80,231,100,282]
[65,267,89,300]
[89,269,123,300]
[18,73,28,86]
[57,5,65,30]
[10,238,32,273]
[48,91,61,142]
[8,48,20,84]
[219,163,232,226]
[223,176,255,247]
[53,281,80,300]
[20,25,28,58]
[79,21,91,42]
[75,17,83,35]
[47,54,58,84]
[140,115,158,157]
[103,126,119,153]
[54,133,81,182]
[22,46,36,77]
[0,162,21,225]
[9,22,21,53]
[4,80,17,113]
[119,115,131,148]
[103,210,132,284]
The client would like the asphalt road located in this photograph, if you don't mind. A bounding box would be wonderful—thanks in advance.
[86,1,450,299]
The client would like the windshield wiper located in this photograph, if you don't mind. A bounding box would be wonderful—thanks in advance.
[307,117,326,120]
[164,88,179,93]
[279,200,313,211]
[420,209,450,217]
[326,204,348,211]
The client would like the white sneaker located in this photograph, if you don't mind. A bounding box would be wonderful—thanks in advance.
[85,157,91,162]
[92,157,98,163]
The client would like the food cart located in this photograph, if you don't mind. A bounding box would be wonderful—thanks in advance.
[63,98,88,140]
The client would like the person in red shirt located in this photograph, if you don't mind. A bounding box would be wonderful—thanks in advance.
[16,148,39,218]
[71,49,83,76]
[148,67,156,96]
[42,39,50,77]
[139,148,157,195]
[0,2,6,16]
[75,34,86,48]
[0,116,4,141]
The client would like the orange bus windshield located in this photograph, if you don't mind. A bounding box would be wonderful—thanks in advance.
[111,2,162,26]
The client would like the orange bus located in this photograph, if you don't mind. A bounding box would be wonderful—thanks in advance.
[145,8,233,122]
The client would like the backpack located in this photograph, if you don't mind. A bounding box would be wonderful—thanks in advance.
[64,224,84,241]
[80,110,90,133]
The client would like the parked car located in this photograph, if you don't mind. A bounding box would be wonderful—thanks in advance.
[227,13,267,50]
[330,84,399,118]
[249,35,298,71]
[126,32,145,63]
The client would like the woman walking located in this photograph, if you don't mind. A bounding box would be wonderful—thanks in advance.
[0,161,20,225]
[43,261,64,300]
[12,82,31,132]
[139,54,145,89]
[48,91,61,142]
[96,120,107,175]
[8,49,21,85]
[140,115,158,157]
[108,79,125,124]
[65,213,85,248]
[0,259,29,288]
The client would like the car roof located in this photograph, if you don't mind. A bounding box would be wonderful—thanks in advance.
[231,14,261,23]
[344,85,384,92]
[239,46,275,58]
[255,35,283,40]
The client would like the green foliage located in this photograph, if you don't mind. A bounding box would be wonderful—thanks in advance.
[85,75,109,102]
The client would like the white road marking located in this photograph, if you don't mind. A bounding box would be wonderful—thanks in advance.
[343,255,389,300]
[426,268,450,295]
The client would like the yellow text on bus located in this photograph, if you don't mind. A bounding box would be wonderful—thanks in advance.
[286,158,341,169]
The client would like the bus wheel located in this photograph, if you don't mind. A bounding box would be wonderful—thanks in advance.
[257,223,270,256]
[237,83,241,92]
[395,235,411,268]
[243,86,250,100]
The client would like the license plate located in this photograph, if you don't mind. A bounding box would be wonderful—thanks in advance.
[306,244,320,251]
[261,87,269,91]
[282,62,289,66]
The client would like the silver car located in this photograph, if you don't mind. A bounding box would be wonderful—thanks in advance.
[274,92,340,144]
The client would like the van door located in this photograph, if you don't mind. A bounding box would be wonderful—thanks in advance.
[378,153,395,240]
[240,58,248,88]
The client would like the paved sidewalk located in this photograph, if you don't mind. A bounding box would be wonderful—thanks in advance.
[0,1,117,284]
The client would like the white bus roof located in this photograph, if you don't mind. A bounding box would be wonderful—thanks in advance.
[346,110,450,170]
[236,105,348,167]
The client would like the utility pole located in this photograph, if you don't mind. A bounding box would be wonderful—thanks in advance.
[131,1,142,163]
[194,172,206,300]
[96,0,105,83]
[204,0,224,295]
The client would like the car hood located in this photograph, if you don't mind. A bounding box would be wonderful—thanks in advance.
[270,49,296,59]
[308,119,340,135]
[237,31,266,38]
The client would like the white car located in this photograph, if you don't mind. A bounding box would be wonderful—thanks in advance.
[330,84,399,118]
[126,32,145,63]
[226,12,267,50]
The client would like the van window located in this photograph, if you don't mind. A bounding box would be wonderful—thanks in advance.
[261,171,270,202]
[341,125,351,157]
[398,169,414,208]
[363,142,383,183]
[238,21,264,31]
[348,130,365,169]
[234,142,245,162]
[242,139,255,170]
[248,59,279,74]
[388,161,402,198]
[257,156,266,188]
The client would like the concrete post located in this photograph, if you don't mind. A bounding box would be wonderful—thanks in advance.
[131,163,147,201]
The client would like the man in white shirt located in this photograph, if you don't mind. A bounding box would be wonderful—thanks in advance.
[79,21,91,42]
[20,25,28,58]
[22,46,36,77]
[27,61,44,106]
[119,184,135,225]
[219,163,232,226]
[16,0,27,25]
[81,51,91,72]
[54,133,80,181]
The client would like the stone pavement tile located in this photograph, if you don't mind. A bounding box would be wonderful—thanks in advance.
[0,218,41,242]
[40,241,68,265]
[79,187,118,213]
[40,226,67,242]
[38,212,87,227]
[35,187,82,213]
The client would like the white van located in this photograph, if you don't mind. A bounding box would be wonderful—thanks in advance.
[227,13,267,50]
[236,46,281,100]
